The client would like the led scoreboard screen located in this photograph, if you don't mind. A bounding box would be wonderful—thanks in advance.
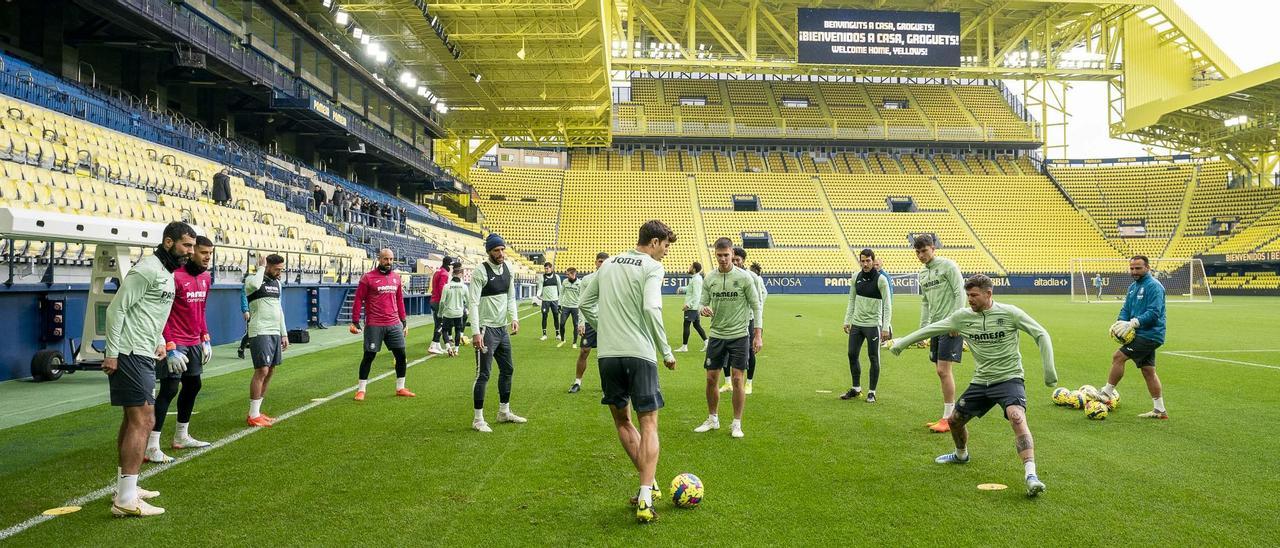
[797,8,961,67]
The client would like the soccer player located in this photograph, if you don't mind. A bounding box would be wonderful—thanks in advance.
[890,274,1057,498]
[1093,272,1105,300]
[237,275,250,360]
[349,249,414,401]
[558,268,582,348]
[693,238,762,439]
[914,234,966,433]
[842,249,892,403]
[470,234,526,432]
[104,221,196,517]
[718,248,765,394]
[429,256,453,355]
[439,264,469,356]
[539,262,563,341]
[245,253,288,428]
[674,261,707,353]
[875,257,895,348]
[1099,256,1168,418]
[145,235,215,464]
[569,252,609,393]
[579,220,678,523]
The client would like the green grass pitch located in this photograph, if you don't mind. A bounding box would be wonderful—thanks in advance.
[2,295,1278,545]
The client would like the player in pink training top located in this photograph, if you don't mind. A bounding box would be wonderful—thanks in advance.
[350,248,414,401]
[145,235,215,464]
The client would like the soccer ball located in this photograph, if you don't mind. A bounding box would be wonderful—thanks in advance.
[1067,391,1087,409]
[1085,400,1109,420]
[670,473,704,508]
[1110,326,1135,345]
[1078,385,1101,402]
[1051,387,1072,406]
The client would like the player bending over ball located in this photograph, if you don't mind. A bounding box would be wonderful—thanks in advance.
[891,274,1058,498]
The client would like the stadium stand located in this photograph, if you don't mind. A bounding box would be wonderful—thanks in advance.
[618,79,1037,144]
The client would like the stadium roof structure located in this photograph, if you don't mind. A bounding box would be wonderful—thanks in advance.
[313,1,1278,178]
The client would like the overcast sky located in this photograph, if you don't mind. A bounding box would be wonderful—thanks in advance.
[1063,0,1280,158]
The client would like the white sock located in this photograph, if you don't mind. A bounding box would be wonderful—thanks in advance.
[116,474,138,504]
[499,402,510,414]
[573,378,581,385]
[146,431,160,450]
[1024,460,1037,477]
[249,398,262,418]
[357,380,368,392]
[1102,383,1116,395]
[746,379,753,385]
[175,422,189,439]
[639,485,653,505]
[474,408,485,421]
[1153,397,1165,412]
[943,402,955,418]
[853,386,861,391]
[731,419,741,429]
[396,377,406,390]
[955,446,968,459]
[708,413,718,423]
[868,390,876,396]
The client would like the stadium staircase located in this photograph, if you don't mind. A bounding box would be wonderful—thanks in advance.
[336,288,356,324]
[929,177,1006,275]
[686,175,710,267]
[1160,164,1202,259]
[813,176,859,267]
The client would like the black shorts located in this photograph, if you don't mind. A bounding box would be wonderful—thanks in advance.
[110,353,157,407]
[363,324,406,352]
[705,336,749,371]
[930,334,964,364]
[250,334,283,368]
[956,378,1027,420]
[156,345,204,380]
[581,324,597,348]
[683,309,699,322]
[1120,336,1161,368]
[599,356,665,413]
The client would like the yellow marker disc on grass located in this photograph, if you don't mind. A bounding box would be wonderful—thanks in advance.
[977,483,1008,491]
[42,506,81,516]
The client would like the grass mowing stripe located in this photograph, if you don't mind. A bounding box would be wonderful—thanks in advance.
[0,354,436,541]
[0,308,542,541]
[1165,351,1280,371]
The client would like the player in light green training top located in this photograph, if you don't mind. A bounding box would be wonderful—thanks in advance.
[842,248,893,403]
[104,221,195,518]
[439,264,469,356]
[694,237,763,439]
[674,262,707,353]
[539,261,563,342]
[579,220,677,523]
[913,234,966,433]
[569,253,609,393]
[890,274,1058,498]
[245,253,288,429]
[469,233,525,432]
[557,268,582,348]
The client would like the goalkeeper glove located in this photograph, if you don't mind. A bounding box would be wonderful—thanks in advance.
[165,343,189,375]
[200,335,212,365]
[1113,319,1139,338]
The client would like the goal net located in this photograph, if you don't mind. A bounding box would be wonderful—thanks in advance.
[889,273,920,296]
[1070,258,1212,303]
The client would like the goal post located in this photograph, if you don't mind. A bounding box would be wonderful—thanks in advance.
[1070,258,1212,303]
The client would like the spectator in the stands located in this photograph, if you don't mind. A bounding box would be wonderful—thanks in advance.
[312,184,327,214]
[212,168,232,206]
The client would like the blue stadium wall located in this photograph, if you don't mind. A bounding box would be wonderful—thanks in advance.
[0,283,431,382]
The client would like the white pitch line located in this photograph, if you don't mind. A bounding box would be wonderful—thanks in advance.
[1165,351,1280,371]
[1163,349,1280,354]
[0,307,541,541]
[0,306,545,541]
[0,355,434,541]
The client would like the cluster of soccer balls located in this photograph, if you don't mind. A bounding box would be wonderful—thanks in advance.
[1052,385,1118,420]
[670,473,704,508]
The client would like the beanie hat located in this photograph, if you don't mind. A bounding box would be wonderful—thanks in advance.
[485,233,506,252]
